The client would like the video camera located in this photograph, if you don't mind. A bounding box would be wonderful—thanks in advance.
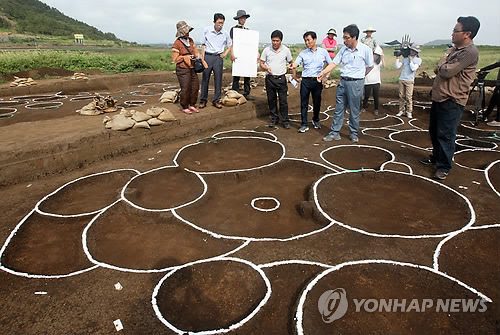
[393,34,411,57]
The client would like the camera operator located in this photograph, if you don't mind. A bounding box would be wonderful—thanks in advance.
[395,43,422,118]
[480,59,500,127]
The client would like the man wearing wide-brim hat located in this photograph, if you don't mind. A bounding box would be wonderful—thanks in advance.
[321,28,338,58]
[361,26,377,51]
[229,9,256,99]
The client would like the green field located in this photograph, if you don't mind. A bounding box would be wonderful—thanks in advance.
[0,45,498,83]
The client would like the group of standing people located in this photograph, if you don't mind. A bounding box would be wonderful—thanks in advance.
[171,12,482,180]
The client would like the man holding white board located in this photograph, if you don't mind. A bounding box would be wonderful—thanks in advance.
[230,10,259,100]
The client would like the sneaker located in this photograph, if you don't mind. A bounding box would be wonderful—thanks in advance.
[487,120,500,127]
[323,133,341,141]
[374,109,379,116]
[419,157,435,165]
[349,134,359,143]
[298,126,309,133]
[396,111,404,117]
[361,108,367,113]
[312,120,321,129]
[406,112,413,118]
[434,170,448,180]
[283,122,290,129]
[268,121,278,127]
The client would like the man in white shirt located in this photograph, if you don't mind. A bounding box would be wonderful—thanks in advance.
[260,30,293,128]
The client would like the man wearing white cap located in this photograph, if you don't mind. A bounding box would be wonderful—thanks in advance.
[363,45,384,115]
[395,43,422,118]
[361,27,377,51]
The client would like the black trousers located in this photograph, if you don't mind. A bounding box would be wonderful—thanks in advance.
[200,54,223,104]
[363,83,380,110]
[232,76,251,96]
[300,78,323,127]
[429,99,464,172]
[265,75,289,123]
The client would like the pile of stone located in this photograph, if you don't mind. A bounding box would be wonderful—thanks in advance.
[159,90,180,103]
[323,79,338,89]
[256,71,267,79]
[103,107,176,131]
[78,95,118,116]
[10,77,36,87]
[420,71,436,79]
[71,72,89,80]
[221,90,247,107]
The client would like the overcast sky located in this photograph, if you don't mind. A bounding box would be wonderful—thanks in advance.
[41,0,499,46]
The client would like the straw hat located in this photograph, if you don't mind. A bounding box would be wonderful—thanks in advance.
[409,43,421,53]
[176,21,193,38]
[327,28,337,36]
[234,10,250,20]
[363,26,376,33]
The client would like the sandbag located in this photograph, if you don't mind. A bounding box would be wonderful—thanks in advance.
[79,101,102,116]
[222,96,239,106]
[133,121,151,129]
[157,109,176,121]
[146,106,165,117]
[119,109,135,117]
[238,95,247,105]
[226,90,243,99]
[103,107,118,113]
[147,118,165,126]
[105,114,135,131]
[159,91,178,103]
[132,111,152,122]
[78,94,118,115]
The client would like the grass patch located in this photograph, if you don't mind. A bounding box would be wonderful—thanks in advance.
[0,45,498,82]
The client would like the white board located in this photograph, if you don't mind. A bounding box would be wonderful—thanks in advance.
[232,29,259,78]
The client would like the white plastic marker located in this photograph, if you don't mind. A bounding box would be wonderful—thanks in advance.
[114,282,123,291]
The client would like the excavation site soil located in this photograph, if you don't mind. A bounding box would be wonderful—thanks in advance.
[0,68,499,335]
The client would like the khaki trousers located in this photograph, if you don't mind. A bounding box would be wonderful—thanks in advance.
[399,80,414,114]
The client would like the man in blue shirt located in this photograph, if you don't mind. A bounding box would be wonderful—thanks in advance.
[199,13,232,109]
[318,24,374,143]
[290,31,332,133]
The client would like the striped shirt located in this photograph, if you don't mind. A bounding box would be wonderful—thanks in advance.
[432,43,479,106]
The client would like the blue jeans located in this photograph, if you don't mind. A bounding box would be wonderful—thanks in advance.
[300,78,323,127]
[429,99,464,172]
[329,78,364,136]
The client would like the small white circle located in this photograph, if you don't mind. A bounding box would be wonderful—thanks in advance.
[251,197,280,212]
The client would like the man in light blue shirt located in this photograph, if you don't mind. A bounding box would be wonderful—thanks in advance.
[199,13,232,109]
[290,31,332,133]
[395,43,422,118]
[318,24,374,143]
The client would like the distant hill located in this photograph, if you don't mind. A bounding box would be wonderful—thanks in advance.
[0,0,120,41]
[425,39,451,46]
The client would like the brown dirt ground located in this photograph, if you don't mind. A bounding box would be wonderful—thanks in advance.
[0,69,499,335]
